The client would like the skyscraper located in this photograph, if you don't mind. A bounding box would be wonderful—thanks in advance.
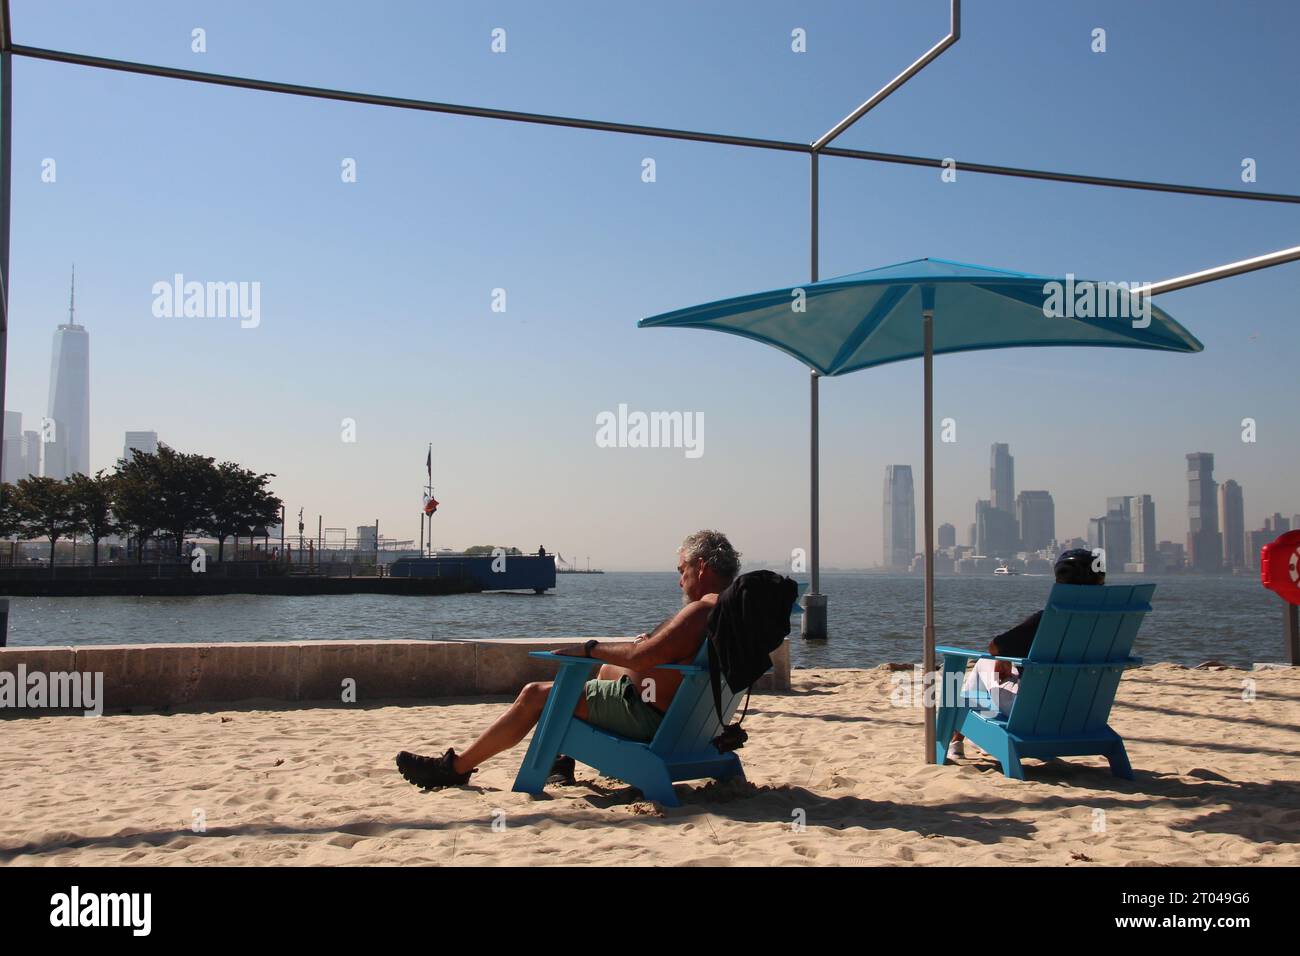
[21,430,40,480]
[123,430,159,465]
[976,499,1019,558]
[937,522,956,548]
[882,465,916,569]
[1105,496,1133,569]
[1016,490,1055,552]
[1130,495,1157,569]
[46,269,90,480]
[1186,453,1221,572]
[1,412,25,484]
[1088,515,1106,554]
[1218,480,1245,569]
[990,443,1015,514]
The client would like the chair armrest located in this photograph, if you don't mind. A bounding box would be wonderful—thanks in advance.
[528,651,710,675]
[527,651,603,667]
[936,647,1142,670]
[936,645,1028,665]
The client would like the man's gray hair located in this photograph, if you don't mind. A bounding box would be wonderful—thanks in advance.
[680,530,741,582]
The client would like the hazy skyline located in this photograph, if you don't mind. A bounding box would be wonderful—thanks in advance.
[6,1,1298,569]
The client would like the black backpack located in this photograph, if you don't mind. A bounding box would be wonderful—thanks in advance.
[703,570,798,752]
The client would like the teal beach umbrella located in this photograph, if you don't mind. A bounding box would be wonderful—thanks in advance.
[639,257,1203,760]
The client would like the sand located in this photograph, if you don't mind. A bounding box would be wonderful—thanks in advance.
[1,663,1296,866]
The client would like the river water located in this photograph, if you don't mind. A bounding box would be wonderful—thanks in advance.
[6,571,1287,669]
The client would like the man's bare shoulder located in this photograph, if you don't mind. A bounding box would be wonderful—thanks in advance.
[663,597,715,636]
[683,594,719,617]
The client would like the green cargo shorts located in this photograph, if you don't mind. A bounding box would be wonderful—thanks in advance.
[583,676,664,741]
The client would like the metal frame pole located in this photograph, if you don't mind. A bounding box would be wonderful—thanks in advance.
[1286,602,1299,666]
[922,308,937,762]
[801,150,827,638]
[801,0,962,641]
[813,0,961,151]
[1137,245,1300,297]
[0,3,12,646]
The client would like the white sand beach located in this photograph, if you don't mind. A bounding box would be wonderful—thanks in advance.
[1,663,1296,866]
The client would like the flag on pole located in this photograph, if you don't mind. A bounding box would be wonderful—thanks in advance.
[426,446,432,479]
[424,496,439,516]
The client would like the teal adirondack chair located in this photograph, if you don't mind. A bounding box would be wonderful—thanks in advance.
[511,642,745,806]
[513,582,807,806]
[935,582,1153,780]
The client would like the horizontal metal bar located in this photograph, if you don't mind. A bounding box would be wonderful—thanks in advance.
[11,43,1300,206]
[819,144,1300,204]
[10,44,808,154]
[1138,244,1300,296]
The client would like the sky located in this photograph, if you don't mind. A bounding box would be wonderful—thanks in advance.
[5,0,1298,570]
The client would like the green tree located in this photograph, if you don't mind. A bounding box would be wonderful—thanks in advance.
[153,445,217,558]
[0,483,21,564]
[203,461,282,561]
[67,471,120,567]
[113,448,164,563]
[14,476,77,569]
[463,544,522,556]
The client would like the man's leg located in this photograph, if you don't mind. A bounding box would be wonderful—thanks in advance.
[450,680,590,774]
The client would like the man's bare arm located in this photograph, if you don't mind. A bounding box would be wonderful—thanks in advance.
[590,602,711,670]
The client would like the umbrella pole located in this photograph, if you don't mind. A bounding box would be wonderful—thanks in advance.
[923,307,937,763]
[802,369,828,639]
[801,152,827,639]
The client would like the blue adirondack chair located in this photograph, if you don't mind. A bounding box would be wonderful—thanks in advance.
[935,582,1153,780]
[511,642,745,806]
[513,582,807,806]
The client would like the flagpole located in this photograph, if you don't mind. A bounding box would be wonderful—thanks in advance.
[425,442,433,556]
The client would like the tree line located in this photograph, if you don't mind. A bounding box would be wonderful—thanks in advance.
[0,444,282,566]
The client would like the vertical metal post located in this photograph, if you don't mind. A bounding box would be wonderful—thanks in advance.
[1286,602,1299,666]
[801,151,828,639]
[0,26,12,648]
[922,306,936,762]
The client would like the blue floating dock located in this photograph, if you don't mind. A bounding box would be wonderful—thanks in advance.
[389,554,557,593]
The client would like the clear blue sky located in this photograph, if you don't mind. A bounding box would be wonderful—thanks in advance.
[7,0,1298,569]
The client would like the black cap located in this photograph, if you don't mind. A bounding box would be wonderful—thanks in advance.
[1055,548,1105,585]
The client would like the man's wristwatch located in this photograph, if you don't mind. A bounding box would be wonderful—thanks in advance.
[583,639,599,658]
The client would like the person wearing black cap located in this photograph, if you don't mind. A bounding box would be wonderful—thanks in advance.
[948,548,1105,760]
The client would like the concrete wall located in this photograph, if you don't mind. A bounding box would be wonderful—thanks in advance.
[0,637,790,713]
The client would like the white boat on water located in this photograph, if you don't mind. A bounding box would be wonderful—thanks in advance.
[994,563,1021,576]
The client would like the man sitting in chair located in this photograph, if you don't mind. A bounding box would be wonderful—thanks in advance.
[395,530,741,790]
[947,547,1104,761]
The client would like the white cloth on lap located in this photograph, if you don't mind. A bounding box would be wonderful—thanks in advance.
[963,658,1019,718]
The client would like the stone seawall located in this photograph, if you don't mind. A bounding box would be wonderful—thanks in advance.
[0,637,791,713]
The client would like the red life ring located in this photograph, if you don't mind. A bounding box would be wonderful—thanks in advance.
[1261,529,1300,605]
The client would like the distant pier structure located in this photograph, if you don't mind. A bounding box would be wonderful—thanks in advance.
[390,553,557,593]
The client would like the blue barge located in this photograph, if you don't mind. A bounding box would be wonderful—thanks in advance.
[389,554,557,593]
